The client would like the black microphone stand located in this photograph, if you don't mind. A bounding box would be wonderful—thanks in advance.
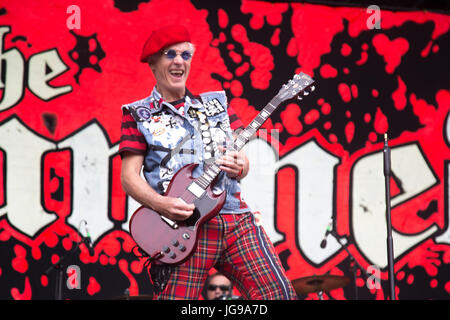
[327,230,374,300]
[383,133,396,300]
[44,220,92,300]
[44,236,84,300]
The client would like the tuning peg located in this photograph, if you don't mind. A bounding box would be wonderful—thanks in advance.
[310,85,315,92]
[297,96,303,100]
[303,91,309,96]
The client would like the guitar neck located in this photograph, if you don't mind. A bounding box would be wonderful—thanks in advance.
[193,72,314,191]
[233,95,282,153]
[194,95,282,190]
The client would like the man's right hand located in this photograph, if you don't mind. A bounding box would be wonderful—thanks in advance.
[155,196,195,221]
[121,152,195,221]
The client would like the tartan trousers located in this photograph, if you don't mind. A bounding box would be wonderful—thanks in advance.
[149,212,297,300]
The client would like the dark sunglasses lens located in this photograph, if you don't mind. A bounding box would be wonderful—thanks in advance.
[181,51,192,60]
[208,285,230,291]
[165,50,192,60]
[165,49,177,59]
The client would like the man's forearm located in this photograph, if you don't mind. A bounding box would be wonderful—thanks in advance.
[121,169,164,211]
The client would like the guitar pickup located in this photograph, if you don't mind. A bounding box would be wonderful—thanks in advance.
[187,182,205,198]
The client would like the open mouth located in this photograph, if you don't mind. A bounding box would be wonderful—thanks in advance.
[169,70,184,79]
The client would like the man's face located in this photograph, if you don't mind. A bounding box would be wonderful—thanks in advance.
[150,42,193,101]
[206,274,232,300]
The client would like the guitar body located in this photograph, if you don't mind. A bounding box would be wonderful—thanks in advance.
[129,163,226,265]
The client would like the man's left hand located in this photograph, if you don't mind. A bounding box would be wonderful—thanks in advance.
[216,148,247,179]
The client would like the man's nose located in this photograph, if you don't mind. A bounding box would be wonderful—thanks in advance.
[173,54,184,64]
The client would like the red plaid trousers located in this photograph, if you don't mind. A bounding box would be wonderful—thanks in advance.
[150,212,297,300]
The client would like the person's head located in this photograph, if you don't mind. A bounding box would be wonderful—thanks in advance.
[204,272,233,300]
[140,25,195,101]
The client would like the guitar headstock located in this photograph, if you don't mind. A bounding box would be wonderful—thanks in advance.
[277,72,315,102]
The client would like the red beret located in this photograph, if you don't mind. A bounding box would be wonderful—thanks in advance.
[140,25,191,63]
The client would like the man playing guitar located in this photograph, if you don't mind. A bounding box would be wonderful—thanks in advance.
[119,25,297,299]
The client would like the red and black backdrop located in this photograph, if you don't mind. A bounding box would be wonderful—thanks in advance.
[0,0,449,300]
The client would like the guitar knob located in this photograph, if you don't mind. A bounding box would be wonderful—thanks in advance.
[171,239,179,246]
[162,246,170,253]
[169,252,176,259]
[179,244,186,252]
[182,233,191,240]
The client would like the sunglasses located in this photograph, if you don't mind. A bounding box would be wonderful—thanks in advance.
[208,285,231,291]
[163,49,193,61]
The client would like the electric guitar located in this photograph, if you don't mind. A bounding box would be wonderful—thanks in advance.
[129,72,315,264]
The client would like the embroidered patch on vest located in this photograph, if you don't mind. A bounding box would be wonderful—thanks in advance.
[135,106,152,121]
[204,98,225,117]
[187,108,198,118]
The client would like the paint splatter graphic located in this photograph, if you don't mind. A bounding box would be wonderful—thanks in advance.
[68,31,106,84]
[0,0,449,300]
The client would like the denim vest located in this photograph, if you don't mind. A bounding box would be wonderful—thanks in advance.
[121,88,250,214]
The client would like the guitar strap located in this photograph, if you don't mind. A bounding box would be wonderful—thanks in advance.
[157,105,218,170]
[159,133,194,167]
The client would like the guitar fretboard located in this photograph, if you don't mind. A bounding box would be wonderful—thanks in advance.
[193,95,283,191]
[194,162,222,189]
[233,95,282,152]
[191,72,314,192]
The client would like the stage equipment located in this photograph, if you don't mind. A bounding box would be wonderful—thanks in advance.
[292,275,350,300]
